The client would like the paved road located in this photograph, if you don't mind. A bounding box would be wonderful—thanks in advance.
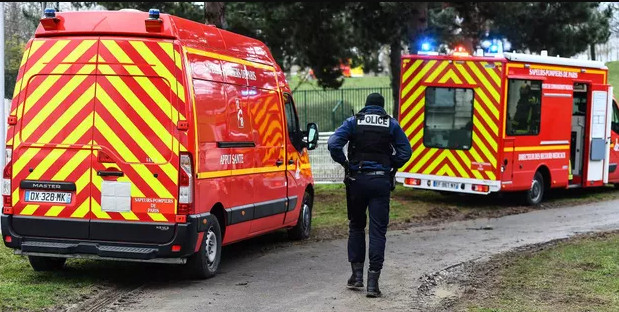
[120,200,619,312]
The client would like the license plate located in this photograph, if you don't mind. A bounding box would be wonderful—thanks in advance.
[433,181,460,190]
[24,191,71,204]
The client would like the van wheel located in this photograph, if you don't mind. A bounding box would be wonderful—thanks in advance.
[28,256,66,271]
[525,171,545,206]
[288,191,313,240]
[186,215,222,279]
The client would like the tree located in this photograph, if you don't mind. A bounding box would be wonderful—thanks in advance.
[451,2,612,58]
[204,2,226,28]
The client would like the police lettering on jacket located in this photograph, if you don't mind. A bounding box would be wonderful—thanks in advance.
[357,114,389,127]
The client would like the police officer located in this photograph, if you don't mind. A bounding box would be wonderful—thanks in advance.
[327,93,412,298]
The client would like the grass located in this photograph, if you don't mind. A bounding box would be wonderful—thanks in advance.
[460,232,619,312]
[287,75,390,91]
[311,184,619,231]
[607,61,619,100]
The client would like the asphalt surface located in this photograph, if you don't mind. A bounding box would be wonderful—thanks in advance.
[120,199,619,312]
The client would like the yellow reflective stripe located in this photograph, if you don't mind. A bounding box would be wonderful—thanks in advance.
[422,150,447,174]
[514,145,570,152]
[44,205,64,217]
[71,199,90,218]
[438,69,462,84]
[472,115,498,152]
[480,62,501,86]
[454,64,477,84]
[93,113,174,199]
[472,85,499,119]
[25,149,66,180]
[445,152,470,178]
[32,84,95,144]
[472,132,497,166]
[12,148,41,179]
[98,44,180,123]
[51,150,91,181]
[424,61,449,83]
[95,85,178,181]
[96,67,179,158]
[455,150,484,180]
[148,213,168,222]
[21,73,95,142]
[436,163,456,177]
[186,47,275,71]
[129,41,185,103]
[412,148,438,173]
[401,60,436,99]
[474,99,499,135]
[20,204,39,216]
[466,62,500,104]
[15,40,71,95]
[91,199,111,219]
[11,188,19,206]
[121,211,140,221]
[400,84,427,121]
[197,166,284,179]
[400,59,423,87]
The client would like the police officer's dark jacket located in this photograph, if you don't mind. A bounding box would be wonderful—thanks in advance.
[327,105,412,171]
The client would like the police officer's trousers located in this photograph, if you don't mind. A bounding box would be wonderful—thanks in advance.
[347,172,391,271]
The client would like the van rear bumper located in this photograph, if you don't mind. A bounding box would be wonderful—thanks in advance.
[1,213,210,262]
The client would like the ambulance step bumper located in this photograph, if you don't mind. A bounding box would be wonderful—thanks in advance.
[20,241,159,260]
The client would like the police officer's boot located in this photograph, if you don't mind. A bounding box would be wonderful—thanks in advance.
[366,270,381,298]
[346,262,364,289]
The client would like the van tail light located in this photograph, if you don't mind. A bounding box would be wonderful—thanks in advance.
[3,147,13,213]
[178,153,194,215]
[404,178,421,186]
[472,184,490,193]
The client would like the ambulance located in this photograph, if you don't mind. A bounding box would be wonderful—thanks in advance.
[1,9,319,279]
[396,49,619,205]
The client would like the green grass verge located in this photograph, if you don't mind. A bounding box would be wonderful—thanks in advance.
[287,75,391,91]
[606,61,619,100]
[462,232,619,312]
[312,184,619,230]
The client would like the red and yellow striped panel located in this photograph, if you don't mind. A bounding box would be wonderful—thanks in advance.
[91,38,185,223]
[399,58,503,180]
[7,37,189,223]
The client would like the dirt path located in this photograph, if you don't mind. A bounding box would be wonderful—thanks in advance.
[113,199,619,312]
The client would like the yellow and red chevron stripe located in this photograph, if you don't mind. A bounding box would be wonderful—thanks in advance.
[399,58,504,180]
[7,37,190,223]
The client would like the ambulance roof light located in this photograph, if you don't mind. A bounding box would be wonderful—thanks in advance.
[148,8,160,20]
[421,42,431,52]
[490,44,499,53]
[44,8,56,18]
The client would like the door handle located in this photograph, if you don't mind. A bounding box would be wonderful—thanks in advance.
[276,159,284,166]
[288,159,295,165]
[97,170,124,177]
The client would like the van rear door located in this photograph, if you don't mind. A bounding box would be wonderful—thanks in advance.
[10,38,98,239]
[89,38,181,243]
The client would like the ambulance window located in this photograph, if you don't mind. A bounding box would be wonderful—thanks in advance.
[283,93,303,151]
[423,87,474,150]
[506,79,542,136]
[612,100,619,134]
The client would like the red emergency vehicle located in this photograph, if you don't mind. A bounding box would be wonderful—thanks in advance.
[396,50,619,205]
[1,9,319,278]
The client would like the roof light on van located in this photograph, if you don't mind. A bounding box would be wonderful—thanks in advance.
[148,9,160,20]
[44,8,56,18]
[40,8,60,30]
[145,8,163,32]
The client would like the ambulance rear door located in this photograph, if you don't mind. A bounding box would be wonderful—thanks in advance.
[585,84,613,186]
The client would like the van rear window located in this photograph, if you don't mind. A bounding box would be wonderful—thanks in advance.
[423,87,474,150]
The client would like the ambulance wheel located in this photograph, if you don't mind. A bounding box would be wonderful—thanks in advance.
[186,215,222,279]
[525,171,545,206]
[288,191,313,240]
[28,256,66,271]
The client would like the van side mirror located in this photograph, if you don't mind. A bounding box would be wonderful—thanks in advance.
[306,123,318,150]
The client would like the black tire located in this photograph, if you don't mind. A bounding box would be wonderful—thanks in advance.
[288,191,313,240]
[28,256,66,271]
[525,171,545,206]
[185,215,222,279]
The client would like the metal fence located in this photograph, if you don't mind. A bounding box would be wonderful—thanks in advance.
[309,131,346,183]
[293,87,393,132]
